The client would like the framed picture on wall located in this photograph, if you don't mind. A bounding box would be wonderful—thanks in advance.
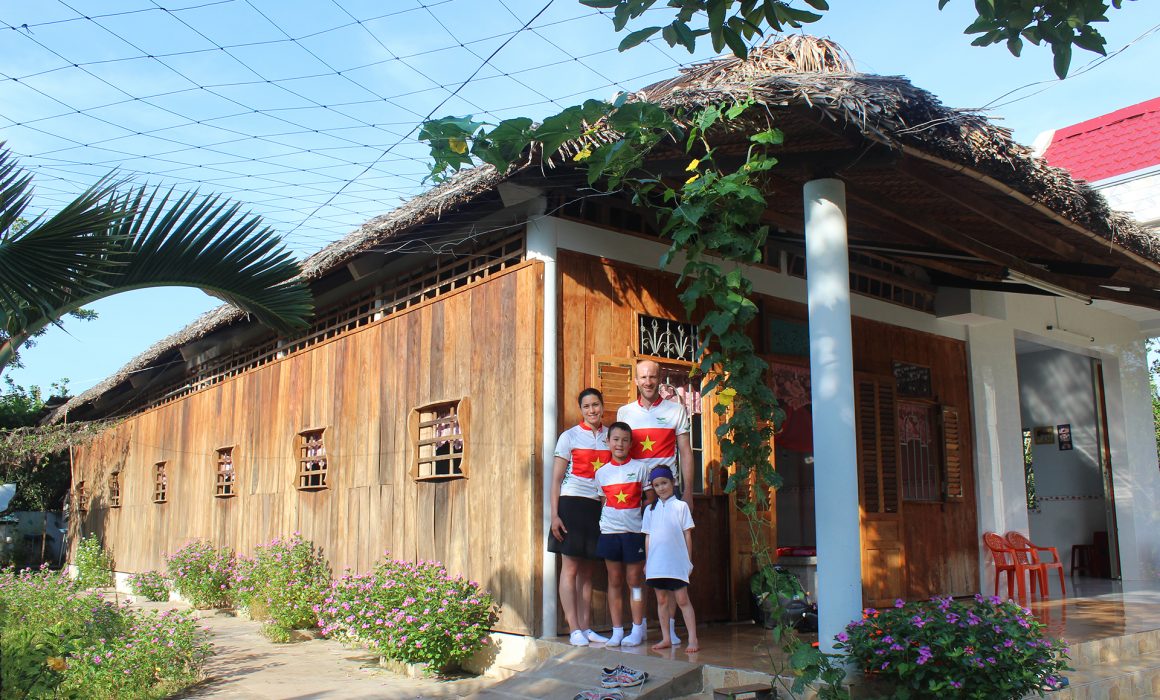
[1033,426,1055,445]
[1057,424,1073,451]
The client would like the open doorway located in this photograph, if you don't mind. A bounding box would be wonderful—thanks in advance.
[1016,339,1120,580]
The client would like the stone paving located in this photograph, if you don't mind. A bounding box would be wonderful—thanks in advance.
[127,601,501,699]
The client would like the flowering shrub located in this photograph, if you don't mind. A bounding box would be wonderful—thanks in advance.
[0,564,212,699]
[166,540,236,608]
[128,570,170,602]
[835,595,1069,699]
[233,533,331,642]
[74,533,115,589]
[316,557,496,671]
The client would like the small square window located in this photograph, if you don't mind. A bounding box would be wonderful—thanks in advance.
[215,446,236,498]
[109,473,121,508]
[297,429,328,490]
[75,481,87,513]
[411,399,469,481]
[153,462,168,504]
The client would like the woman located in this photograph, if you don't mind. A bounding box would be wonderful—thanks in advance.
[549,388,611,646]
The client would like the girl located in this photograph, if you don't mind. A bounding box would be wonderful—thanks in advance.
[642,465,699,652]
[549,388,612,646]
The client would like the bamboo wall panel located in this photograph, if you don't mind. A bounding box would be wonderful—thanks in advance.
[72,261,544,635]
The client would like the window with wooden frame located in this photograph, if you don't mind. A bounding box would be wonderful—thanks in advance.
[410,400,469,480]
[75,480,87,513]
[215,446,236,498]
[898,401,941,502]
[297,429,328,490]
[153,462,168,504]
[108,472,121,508]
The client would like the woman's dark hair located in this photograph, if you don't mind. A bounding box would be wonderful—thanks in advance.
[578,387,604,405]
[608,421,633,440]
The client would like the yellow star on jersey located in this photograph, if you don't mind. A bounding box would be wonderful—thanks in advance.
[591,458,605,471]
[614,490,629,504]
[640,436,656,453]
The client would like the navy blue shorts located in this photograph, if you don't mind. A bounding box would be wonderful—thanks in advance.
[597,532,646,563]
[647,577,688,591]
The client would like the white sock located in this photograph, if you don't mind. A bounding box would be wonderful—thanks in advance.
[606,626,625,647]
[586,628,609,644]
[622,622,645,647]
[669,618,681,645]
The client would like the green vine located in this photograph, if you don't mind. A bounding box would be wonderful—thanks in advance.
[422,96,846,697]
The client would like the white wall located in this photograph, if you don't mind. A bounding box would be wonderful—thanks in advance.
[1016,349,1107,562]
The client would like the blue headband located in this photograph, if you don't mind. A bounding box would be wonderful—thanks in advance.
[649,466,675,483]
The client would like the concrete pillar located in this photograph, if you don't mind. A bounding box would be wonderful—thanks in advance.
[966,324,1030,591]
[526,204,559,637]
[803,178,862,653]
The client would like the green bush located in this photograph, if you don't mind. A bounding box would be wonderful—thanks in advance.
[0,564,211,699]
[835,595,1069,699]
[128,570,169,602]
[233,533,331,641]
[317,557,496,671]
[165,540,235,608]
[73,533,114,589]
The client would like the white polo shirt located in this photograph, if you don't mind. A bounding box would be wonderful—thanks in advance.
[553,423,610,500]
[617,396,691,474]
[642,496,695,582]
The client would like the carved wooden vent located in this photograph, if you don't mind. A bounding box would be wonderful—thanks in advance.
[638,314,697,363]
[941,406,963,500]
[108,473,121,508]
[75,480,87,513]
[856,379,899,514]
[297,430,328,491]
[592,356,636,426]
[215,446,235,498]
[153,462,168,504]
[411,400,468,480]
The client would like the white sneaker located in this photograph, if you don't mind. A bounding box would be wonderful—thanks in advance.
[606,626,625,647]
[569,629,589,646]
[586,628,610,644]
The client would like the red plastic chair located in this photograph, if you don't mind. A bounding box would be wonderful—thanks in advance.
[1006,531,1066,598]
[983,532,1043,602]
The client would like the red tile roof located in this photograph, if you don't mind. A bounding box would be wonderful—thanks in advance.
[1041,97,1160,183]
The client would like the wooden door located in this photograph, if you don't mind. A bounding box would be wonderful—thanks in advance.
[856,376,906,608]
[690,492,731,622]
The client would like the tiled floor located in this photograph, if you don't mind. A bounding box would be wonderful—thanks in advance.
[552,576,1160,674]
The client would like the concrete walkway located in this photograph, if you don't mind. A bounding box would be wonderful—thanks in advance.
[127,602,500,699]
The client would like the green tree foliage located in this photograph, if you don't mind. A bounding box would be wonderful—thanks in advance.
[580,0,1137,77]
[0,144,314,372]
[0,378,72,512]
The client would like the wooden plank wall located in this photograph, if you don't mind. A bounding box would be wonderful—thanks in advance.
[763,297,979,598]
[71,261,544,635]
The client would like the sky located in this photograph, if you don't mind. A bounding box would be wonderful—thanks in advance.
[3,0,1160,396]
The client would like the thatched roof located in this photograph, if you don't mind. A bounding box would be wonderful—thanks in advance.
[50,36,1159,422]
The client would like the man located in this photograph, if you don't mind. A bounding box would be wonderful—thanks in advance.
[616,360,695,505]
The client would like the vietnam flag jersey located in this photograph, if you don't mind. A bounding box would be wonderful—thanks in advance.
[594,457,650,534]
[553,423,610,500]
[617,397,691,469]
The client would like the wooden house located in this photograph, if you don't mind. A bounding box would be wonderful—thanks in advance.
[57,38,1160,645]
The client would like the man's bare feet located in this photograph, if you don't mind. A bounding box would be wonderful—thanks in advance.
[685,640,700,653]
[651,639,671,651]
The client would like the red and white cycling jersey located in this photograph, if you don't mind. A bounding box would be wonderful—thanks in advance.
[553,423,611,500]
[594,457,650,534]
[617,396,691,474]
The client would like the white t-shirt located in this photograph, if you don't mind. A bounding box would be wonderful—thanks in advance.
[593,457,650,534]
[617,397,691,478]
[642,496,695,582]
[553,423,610,500]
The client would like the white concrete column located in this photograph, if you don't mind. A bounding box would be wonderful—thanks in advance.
[803,178,862,653]
[966,324,1030,591]
[526,205,560,637]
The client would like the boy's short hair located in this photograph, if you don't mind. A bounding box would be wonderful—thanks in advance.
[608,421,633,439]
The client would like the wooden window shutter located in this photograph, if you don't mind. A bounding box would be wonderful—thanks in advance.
[592,356,635,425]
[856,378,899,514]
[941,406,963,500]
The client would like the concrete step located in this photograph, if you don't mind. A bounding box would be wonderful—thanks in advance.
[1029,649,1160,700]
[1069,629,1160,667]
[471,646,704,700]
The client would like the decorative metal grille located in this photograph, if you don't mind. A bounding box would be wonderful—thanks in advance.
[638,315,697,363]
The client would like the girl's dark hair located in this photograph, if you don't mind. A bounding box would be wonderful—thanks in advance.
[608,421,633,439]
[578,387,604,405]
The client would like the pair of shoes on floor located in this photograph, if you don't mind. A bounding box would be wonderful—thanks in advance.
[573,690,622,700]
[601,664,648,688]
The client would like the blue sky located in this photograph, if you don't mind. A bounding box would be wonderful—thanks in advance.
[3,0,1160,395]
